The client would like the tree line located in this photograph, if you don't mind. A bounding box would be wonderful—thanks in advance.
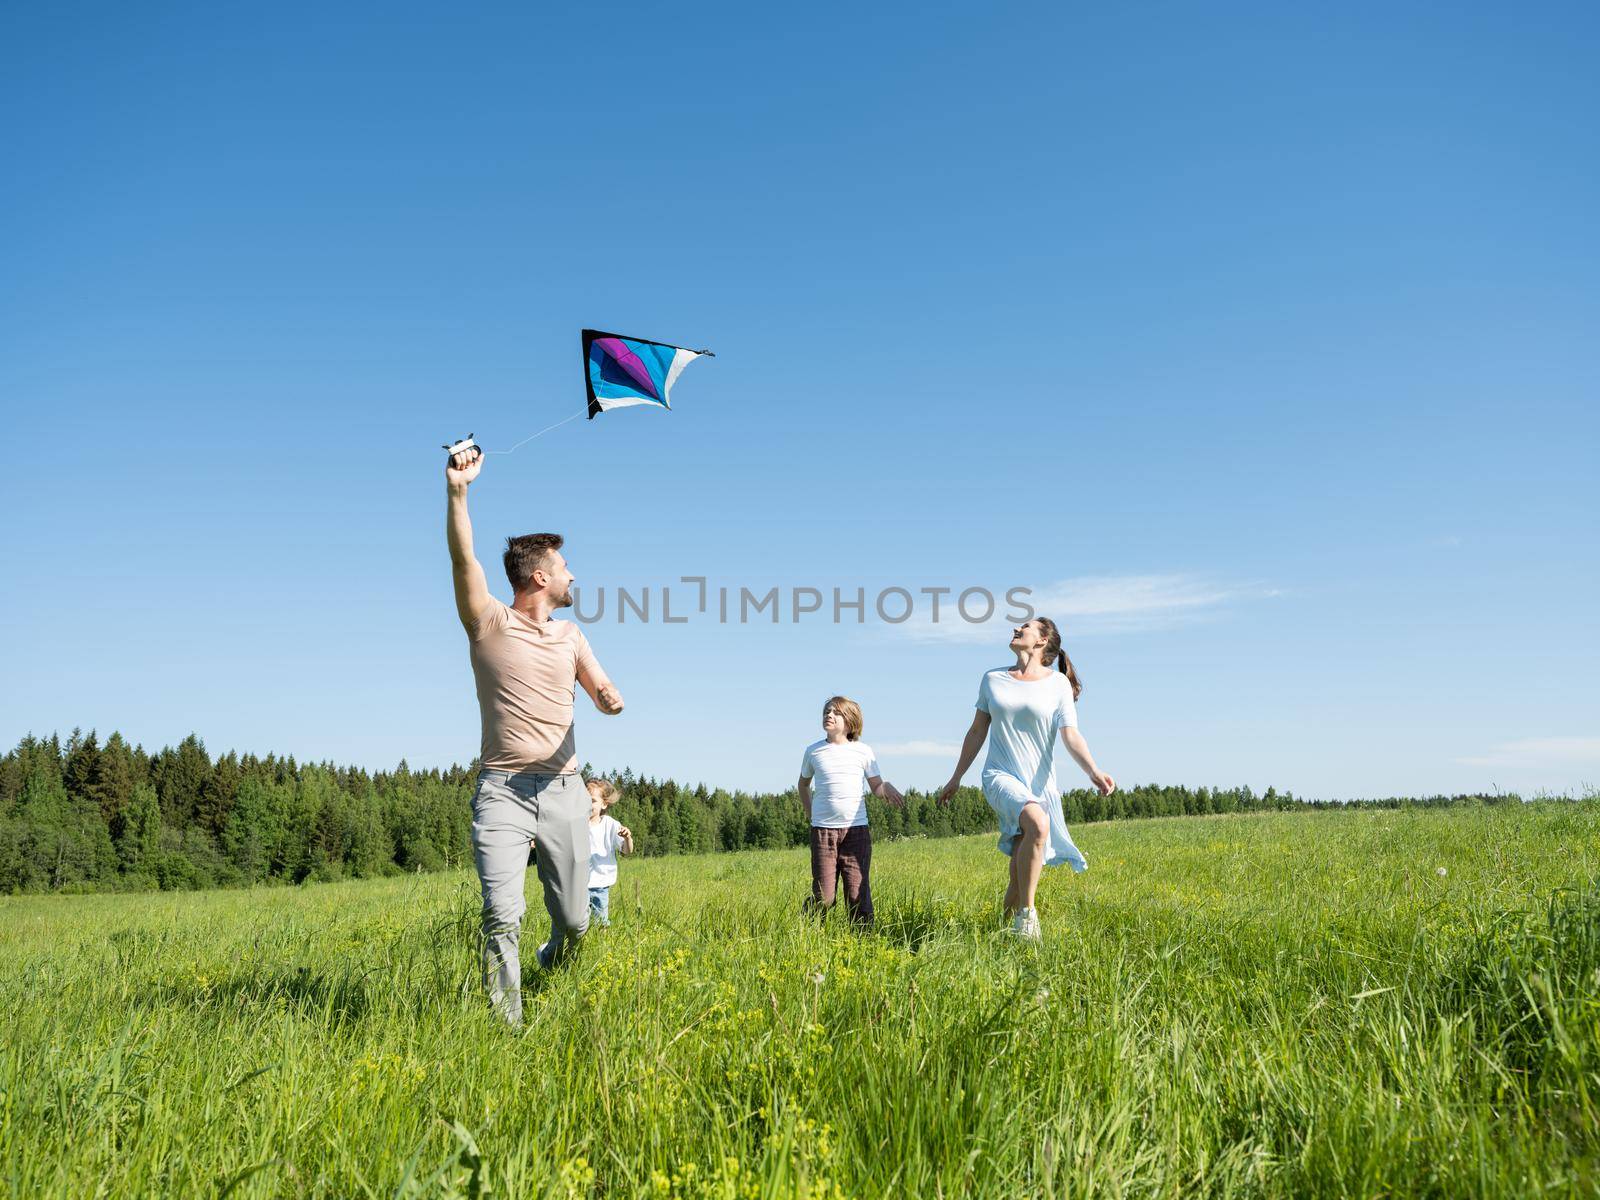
[0,730,1525,894]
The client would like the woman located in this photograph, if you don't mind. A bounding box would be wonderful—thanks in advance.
[937,617,1115,940]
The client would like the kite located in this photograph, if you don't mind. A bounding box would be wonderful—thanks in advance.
[443,329,714,465]
[583,329,714,419]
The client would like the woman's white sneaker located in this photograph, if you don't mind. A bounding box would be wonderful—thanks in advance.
[1010,907,1041,941]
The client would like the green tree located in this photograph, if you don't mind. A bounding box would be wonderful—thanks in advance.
[117,783,162,880]
[62,728,102,806]
[9,770,116,891]
[222,775,287,883]
[197,752,241,837]
[153,734,212,824]
[346,784,393,877]
[94,732,137,828]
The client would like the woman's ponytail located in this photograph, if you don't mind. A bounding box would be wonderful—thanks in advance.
[1037,616,1083,700]
[1056,647,1082,700]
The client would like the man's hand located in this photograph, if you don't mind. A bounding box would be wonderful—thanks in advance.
[596,684,625,715]
[935,780,959,807]
[446,445,483,489]
[1093,772,1116,796]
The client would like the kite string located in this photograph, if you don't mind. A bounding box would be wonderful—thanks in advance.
[484,409,586,455]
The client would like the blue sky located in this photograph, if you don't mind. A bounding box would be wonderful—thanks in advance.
[3,2,1596,799]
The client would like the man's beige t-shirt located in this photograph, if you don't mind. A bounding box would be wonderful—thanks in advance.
[468,599,602,773]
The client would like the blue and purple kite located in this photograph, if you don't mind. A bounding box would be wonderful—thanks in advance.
[583,329,714,420]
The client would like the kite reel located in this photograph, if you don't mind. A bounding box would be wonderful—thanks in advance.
[443,434,480,467]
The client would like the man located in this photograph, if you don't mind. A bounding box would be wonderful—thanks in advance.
[446,443,624,1026]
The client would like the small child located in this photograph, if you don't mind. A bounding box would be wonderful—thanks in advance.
[798,696,904,925]
[586,778,633,927]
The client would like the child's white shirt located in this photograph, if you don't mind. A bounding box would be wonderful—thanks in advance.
[588,814,624,887]
[799,739,880,828]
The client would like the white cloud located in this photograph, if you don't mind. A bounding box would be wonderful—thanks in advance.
[1458,736,1600,768]
[873,740,961,758]
[892,573,1246,643]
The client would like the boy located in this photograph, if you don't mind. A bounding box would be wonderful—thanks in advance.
[586,778,633,927]
[798,696,904,925]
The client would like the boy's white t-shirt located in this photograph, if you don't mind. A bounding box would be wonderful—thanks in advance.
[976,668,1077,798]
[799,738,880,828]
[588,814,624,887]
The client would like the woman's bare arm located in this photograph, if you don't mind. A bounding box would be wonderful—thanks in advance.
[936,710,991,804]
[1061,726,1115,795]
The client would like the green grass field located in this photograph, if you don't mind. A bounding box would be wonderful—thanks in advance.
[4,803,1599,1198]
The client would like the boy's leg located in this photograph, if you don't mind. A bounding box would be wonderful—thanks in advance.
[531,773,591,962]
[470,772,538,1025]
[589,886,611,926]
[807,827,840,914]
[838,825,874,925]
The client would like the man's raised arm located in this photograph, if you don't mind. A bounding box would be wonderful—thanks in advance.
[445,448,493,631]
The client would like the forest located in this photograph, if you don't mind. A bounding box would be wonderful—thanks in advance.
[0,729,1523,893]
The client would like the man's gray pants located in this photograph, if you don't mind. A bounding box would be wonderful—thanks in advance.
[471,769,590,1025]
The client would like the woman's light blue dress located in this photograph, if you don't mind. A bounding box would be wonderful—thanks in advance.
[975,668,1088,872]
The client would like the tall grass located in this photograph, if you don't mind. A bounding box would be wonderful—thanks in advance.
[2,802,1598,1197]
